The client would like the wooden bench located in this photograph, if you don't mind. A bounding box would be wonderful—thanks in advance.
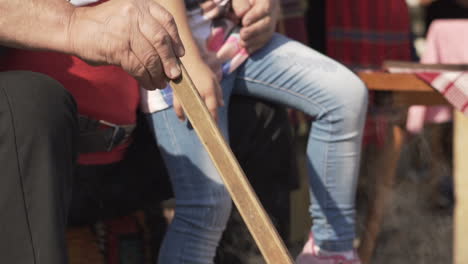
[358,72,468,264]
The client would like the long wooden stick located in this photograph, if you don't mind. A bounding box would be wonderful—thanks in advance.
[170,63,294,264]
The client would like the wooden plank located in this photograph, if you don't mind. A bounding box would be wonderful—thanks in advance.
[391,92,449,106]
[170,63,294,264]
[359,72,449,105]
[359,73,435,92]
[383,60,468,71]
[453,111,468,264]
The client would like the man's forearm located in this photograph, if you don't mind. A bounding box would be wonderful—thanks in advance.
[0,0,74,53]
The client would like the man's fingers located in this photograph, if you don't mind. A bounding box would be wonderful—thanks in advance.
[173,95,186,121]
[138,13,182,80]
[129,30,168,89]
[127,53,158,90]
[148,1,185,57]
[232,0,252,18]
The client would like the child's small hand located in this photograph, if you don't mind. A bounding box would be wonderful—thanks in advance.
[173,58,224,122]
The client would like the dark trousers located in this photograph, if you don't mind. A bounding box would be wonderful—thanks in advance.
[0,71,78,264]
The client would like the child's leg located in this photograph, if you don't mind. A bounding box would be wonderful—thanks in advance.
[146,76,236,264]
[233,33,368,252]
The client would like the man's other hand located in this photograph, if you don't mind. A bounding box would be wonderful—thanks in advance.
[68,0,185,90]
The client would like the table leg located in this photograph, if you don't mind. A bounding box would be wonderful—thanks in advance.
[453,111,468,264]
[358,124,405,264]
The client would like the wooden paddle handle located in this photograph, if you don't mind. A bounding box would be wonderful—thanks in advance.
[169,63,294,264]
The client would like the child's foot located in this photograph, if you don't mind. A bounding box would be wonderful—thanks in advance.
[296,233,361,264]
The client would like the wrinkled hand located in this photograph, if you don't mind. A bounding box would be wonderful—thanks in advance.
[233,0,279,54]
[173,60,224,121]
[67,0,185,90]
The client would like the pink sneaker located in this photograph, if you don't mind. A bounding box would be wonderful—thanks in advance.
[295,234,361,264]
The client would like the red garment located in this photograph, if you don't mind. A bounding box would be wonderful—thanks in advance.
[0,50,140,165]
[326,0,412,70]
[279,0,309,44]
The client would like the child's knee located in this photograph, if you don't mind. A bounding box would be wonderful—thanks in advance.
[345,75,368,115]
[330,73,368,123]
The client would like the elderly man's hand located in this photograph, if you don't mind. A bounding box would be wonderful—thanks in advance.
[67,0,185,90]
[232,0,280,54]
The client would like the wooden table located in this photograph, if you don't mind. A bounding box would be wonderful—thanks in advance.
[358,72,468,264]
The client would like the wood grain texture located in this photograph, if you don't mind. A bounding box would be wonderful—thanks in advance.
[359,73,436,92]
[359,72,449,106]
[391,92,449,106]
[383,60,468,71]
[454,111,468,264]
[170,63,293,264]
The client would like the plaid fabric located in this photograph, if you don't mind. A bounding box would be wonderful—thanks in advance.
[326,0,412,70]
[279,0,308,43]
[417,71,468,115]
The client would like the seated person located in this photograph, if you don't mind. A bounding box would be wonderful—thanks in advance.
[0,0,189,262]
[142,0,368,263]
[0,1,297,263]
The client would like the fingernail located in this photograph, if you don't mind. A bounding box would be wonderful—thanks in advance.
[171,65,181,78]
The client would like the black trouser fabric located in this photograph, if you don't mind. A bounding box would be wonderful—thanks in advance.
[0,71,78,264]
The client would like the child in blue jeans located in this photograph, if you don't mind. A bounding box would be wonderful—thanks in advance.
[141,0,367,263]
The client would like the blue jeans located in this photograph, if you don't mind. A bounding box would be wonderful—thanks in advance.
[147,34,368,263]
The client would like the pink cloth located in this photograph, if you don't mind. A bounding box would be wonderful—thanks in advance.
[406,20,468,133]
